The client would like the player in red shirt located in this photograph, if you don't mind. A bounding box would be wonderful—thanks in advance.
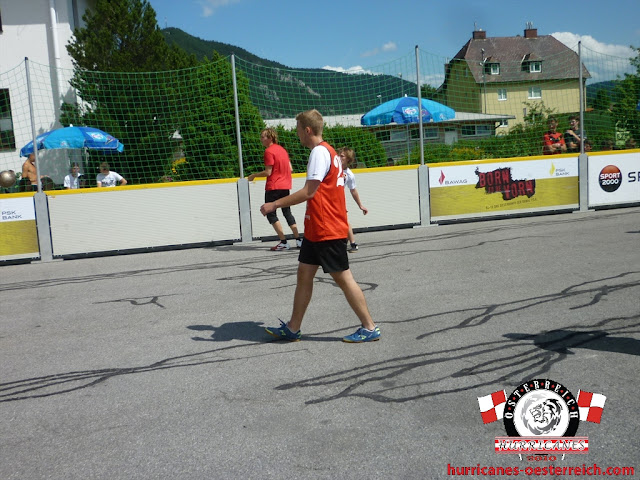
[248,128,301,251]
[260,110,380,343]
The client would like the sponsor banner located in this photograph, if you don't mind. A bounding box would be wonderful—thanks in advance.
[0,197,39,259]
[429,158,579,220]
[588,152,640,206]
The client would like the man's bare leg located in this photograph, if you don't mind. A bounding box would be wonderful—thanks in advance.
[330,269,375,330]
[272,220,286,242]
[347,224,355,244]
[287,263,319,332]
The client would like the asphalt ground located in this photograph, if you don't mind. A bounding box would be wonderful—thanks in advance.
[1,206,639,479]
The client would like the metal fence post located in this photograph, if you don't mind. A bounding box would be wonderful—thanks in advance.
[415,45,425,166]
[577,41,590,212]
[232,55,254,242]
[417,164,432,227]
[26,57,55,262]
[231,55,244,178]
[237,178,253,243]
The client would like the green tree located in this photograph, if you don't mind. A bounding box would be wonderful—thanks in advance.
[612,46,640,145]
[63,0,267,184]
[67,0,192,73]
[592,89,611,111]
[174,53,265,180]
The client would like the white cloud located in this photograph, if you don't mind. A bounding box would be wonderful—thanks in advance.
[551,32,634,58]
[361,41,397,58]
[382,42,397,53]
[198,0,240,18]
[322,65,377,75]
[422,73,445,88]
[551,32,635,82]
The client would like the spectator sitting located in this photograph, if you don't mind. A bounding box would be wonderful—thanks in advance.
[543,117,566,155]
[41,176,56,191]
[564,115,586,153]
[64,163,83,189]
[96,162,127,187]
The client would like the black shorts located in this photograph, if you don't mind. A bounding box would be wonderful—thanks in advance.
[298,238,349,273]
[264,189,290,203]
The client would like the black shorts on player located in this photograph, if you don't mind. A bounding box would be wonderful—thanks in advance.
[298,238,349,273]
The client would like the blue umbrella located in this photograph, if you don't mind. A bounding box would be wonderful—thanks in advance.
[361,96,455,126]
[20,126,124,157]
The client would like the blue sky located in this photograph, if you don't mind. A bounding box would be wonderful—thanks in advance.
[147,0,639,75]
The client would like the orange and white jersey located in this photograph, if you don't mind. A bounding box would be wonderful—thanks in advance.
[303,142,349,242]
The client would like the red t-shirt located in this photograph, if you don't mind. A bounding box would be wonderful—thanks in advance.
[543,131,565,155]
[303,142,349,242]
[264,143,292,191]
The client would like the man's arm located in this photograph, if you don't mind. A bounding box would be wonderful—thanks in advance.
[349,188,368,214]
[247,165,273,182]
[260,179,320,215]
[119,177,127,186]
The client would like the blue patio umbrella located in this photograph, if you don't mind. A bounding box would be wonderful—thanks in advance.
[20,126,124,157]
[361,96,455,126]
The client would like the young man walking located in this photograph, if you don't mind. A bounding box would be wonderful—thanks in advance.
[260,110,379,343]
[248,128,301,251]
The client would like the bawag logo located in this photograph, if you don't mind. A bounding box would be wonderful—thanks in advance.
[438,171,468,186]
[478,379,606,455]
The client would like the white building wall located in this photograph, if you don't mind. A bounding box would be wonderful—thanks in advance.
[0,0,95,172]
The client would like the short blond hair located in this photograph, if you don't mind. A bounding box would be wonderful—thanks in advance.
[261,127,278,144]
[295,109,324,136]
[337,147,355,167]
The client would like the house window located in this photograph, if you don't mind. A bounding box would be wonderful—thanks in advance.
[530,61,542,73]
[423,128,438,139]
[484,63,500,75]
[498,119,509,128]
[461,125,493,137]
[528,86,542,99]
[497,88,507,101]
[476,125,492,136]
[0,89,16,150]
[390,129,408,141]
[461,125,475,136]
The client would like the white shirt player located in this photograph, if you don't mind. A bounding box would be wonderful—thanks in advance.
[344,168,356,191]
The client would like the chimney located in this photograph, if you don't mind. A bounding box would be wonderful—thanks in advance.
[524,22,537,38]
[473,29,486,40]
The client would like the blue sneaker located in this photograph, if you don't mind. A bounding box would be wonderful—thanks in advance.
[342,326,381,343]
[265,319,301,342]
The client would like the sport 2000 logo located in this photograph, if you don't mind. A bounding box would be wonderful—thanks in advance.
[478,379,606,457]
